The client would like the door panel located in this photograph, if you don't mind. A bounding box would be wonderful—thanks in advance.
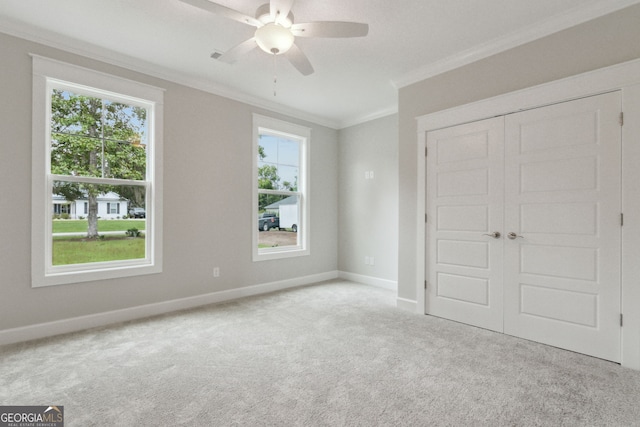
[520,157,598,192]
[519,285,598,327]
[426,117,504,332]
[518,110,599,153]
[503,92,622,362]
[437,168,489,197]
[436,273,489,306]
[437,240,489,268]
[520,202,597,235]
[437,205,488,232]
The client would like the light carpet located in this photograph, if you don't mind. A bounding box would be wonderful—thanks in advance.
[1,280,640,426]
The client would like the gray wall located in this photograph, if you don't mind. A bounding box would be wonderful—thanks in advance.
[0,32,338,330]
[338,115,398,284]
[397,3,640,303]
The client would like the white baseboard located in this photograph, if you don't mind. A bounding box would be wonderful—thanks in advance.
[0,270,339,347]
[338,271,397,291]
[396,297,418,313]
[336,272,419,314]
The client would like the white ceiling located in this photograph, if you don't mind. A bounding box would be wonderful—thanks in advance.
[1,0,638,128]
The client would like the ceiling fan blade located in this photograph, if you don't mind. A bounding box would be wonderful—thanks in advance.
[180,0,261,27]
[269,0,295,25]
[291,22,369,38]
[285,44,314,76]
[216,38,258,63]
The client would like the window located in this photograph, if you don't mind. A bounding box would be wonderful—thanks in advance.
[32,56,163,287]
[253,114,309,261]
[107,203,120,215]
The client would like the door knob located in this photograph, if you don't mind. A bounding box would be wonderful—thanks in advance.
[482,231,501,239]
[507,232,524,240]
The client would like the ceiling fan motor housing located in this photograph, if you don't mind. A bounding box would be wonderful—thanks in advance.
[255,3,294,27]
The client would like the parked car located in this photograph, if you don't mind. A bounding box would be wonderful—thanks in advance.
[129,207,146,218]
[258,212,279,231]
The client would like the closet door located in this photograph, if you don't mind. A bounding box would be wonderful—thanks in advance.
[426,117,505,332]
[503,92,622,362]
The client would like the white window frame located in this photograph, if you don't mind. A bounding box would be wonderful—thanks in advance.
[253,114,310,261]
[31,55,164,287]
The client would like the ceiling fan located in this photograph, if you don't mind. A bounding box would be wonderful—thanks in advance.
[180,0,369,76]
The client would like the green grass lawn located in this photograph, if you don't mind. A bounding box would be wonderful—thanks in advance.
[52,219,146,233]
[52,235,145,265]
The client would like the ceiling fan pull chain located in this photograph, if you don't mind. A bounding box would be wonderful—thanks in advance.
[273,52,278,97]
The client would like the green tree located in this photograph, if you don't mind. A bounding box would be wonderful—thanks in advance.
[258,164,279,190]
[258,143,280,211]
[282,175,298,192]
[257,144,278,187]
[50,89,147,238]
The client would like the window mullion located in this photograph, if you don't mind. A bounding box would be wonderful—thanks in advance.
[258,189,299,197]
[49,174,147,187]
[101,98,106,179]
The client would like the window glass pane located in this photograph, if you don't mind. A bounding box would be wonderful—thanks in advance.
[50,89,147,180]
[52,180,146,266]
[257,194,299,249]
[258,134,299,190]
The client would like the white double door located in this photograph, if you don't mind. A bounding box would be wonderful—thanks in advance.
[426,92,622,362]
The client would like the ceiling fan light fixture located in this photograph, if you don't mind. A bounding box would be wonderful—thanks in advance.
[255,23,294,55]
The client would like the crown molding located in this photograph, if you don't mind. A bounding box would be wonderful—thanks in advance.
[337,105,398,129]
[393,0,640,89]
[0,16,341,130]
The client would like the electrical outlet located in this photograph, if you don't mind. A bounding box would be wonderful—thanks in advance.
[369,171,374,179]
[364,256,369,265]
[213,267,220,277]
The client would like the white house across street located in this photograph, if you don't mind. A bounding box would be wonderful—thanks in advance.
[52,192,128,220]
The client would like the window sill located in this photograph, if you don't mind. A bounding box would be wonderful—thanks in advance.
[253,247,310,262]
[33,262,162,288]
